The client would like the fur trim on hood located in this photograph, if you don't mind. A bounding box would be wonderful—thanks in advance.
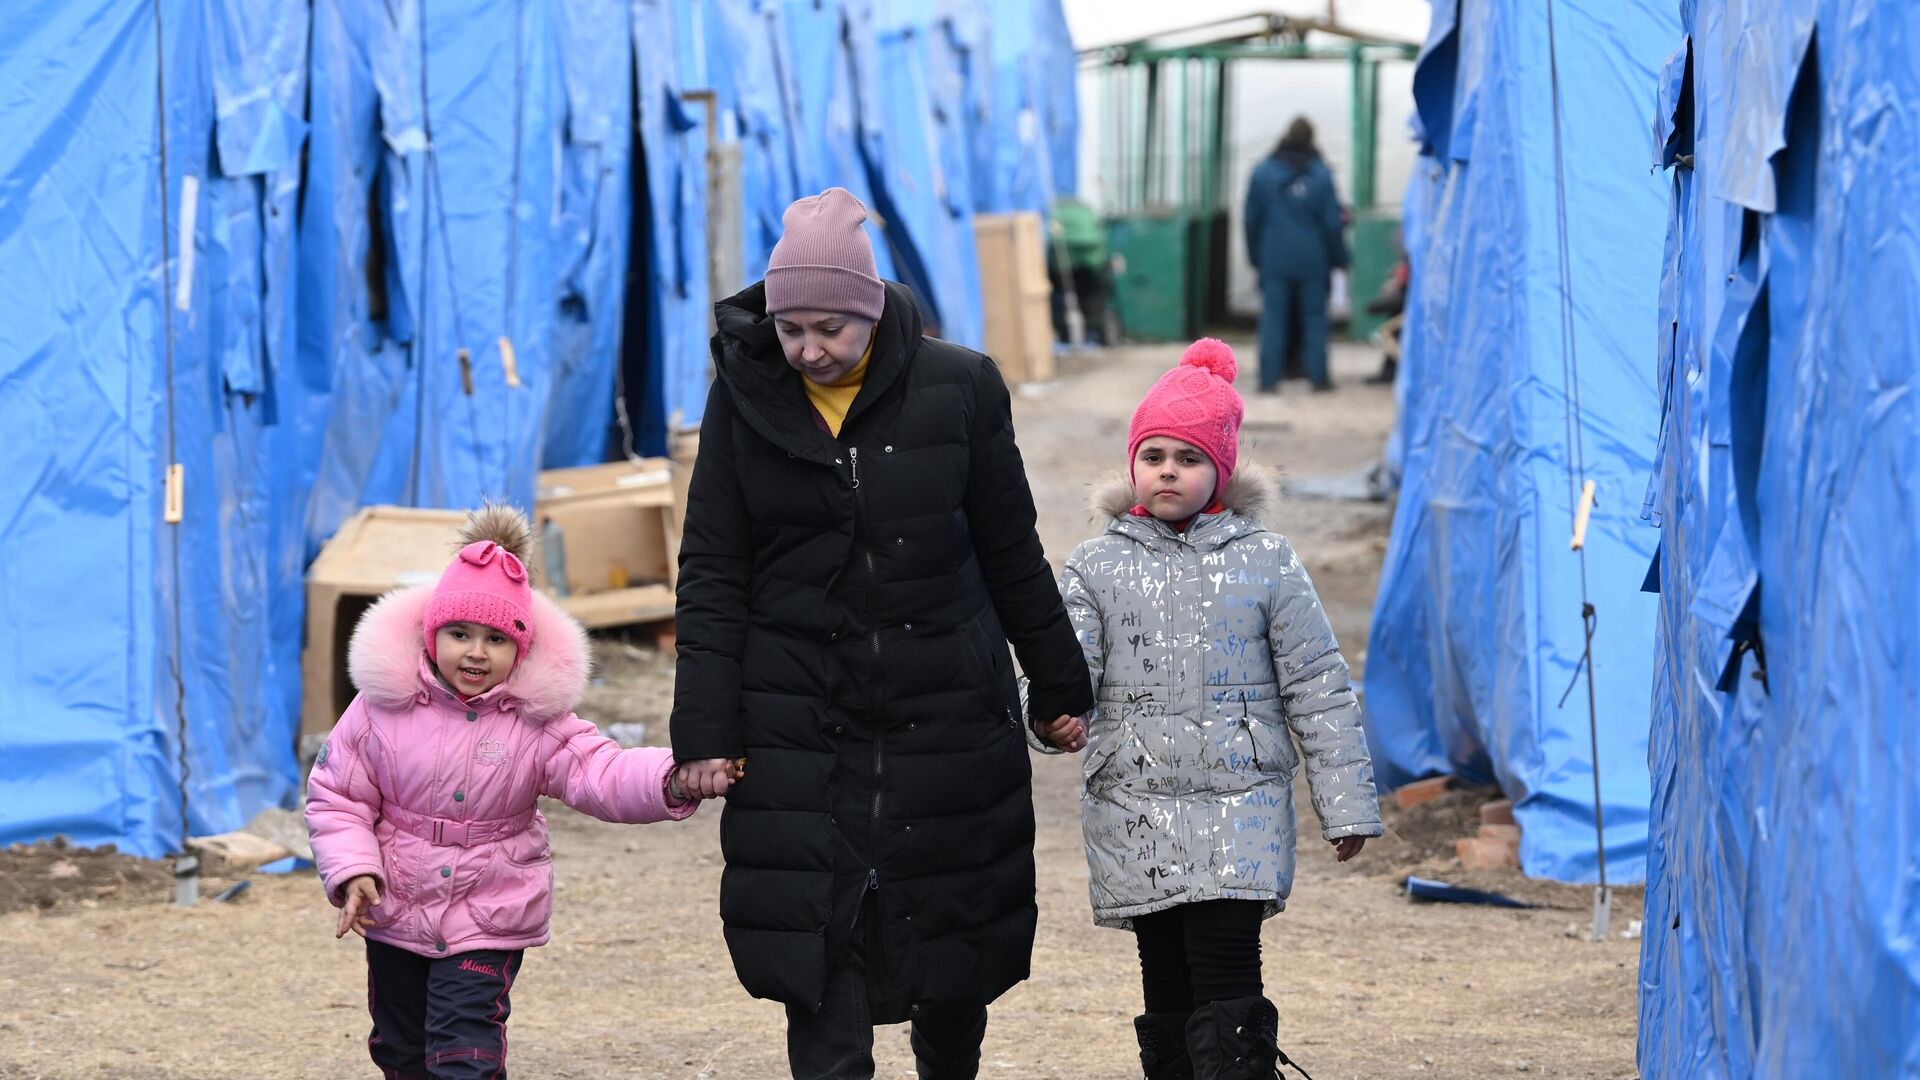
[1089,464,1278,524]
[347,585,592,722]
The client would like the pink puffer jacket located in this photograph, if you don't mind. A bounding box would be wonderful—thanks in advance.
[306,586,693,958]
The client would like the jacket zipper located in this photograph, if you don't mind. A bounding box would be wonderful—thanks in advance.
[849,446,884,930]
[850,867,879,930]
[1238,694,1262,771]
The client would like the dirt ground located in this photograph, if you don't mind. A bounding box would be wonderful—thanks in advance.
[0,341,1641,1079]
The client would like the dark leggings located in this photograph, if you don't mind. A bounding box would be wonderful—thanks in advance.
[1133,899,1267,1014]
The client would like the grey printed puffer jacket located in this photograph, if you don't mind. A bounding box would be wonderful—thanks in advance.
[1055,469,1382,928]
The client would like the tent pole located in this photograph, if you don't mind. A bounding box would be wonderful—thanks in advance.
[151,0,199,908]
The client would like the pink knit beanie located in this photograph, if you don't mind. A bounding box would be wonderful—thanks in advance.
[765,187,885,321]
[1127,338,1245,500]
[423,506,536,662]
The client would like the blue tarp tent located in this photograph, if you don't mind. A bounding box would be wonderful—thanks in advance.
[699,0,1078,334]
[1,0,315,861]
[847,0,985,346]
[1363,0,1677,883]
[0,0,1077,859]
[701,0,899,286]
[975,0,1079,216]
[1637,2,1920,1074]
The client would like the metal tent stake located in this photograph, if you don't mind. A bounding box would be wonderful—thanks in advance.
[1548,0,1612,946]
[174,854,200,908]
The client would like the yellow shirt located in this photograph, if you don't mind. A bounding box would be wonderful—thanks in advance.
[802,334,874,437]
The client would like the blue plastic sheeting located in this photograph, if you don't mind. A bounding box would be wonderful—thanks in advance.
[699,0,1077,335]
[298,0,665,531]
[546,0,639,468]
[5,2,714,857]
[779,0,900,285]
[700,0,800,280]
[2,1,1072,859]
[701,0,897,286]
[1363,0,1676,884]
[303,0,703,510]
[977,0,1079,215]
[638,0,714,443]
[0,0,313,860]
[1638,2,1920,1075]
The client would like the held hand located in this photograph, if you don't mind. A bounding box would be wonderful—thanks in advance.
[1036,714,1087,752]
[1333,836,1366,863]
[336,875,381,939]
[678,758,735,800]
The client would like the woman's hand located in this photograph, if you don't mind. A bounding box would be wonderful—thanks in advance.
[1035,714,1088,752]
[1332,836,1367,863]
[677,758,736,800]
[336,875,381,939]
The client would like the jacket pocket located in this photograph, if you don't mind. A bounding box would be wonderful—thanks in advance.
[467,828,554,938]
[1233,697,1298,779]
[1249,720,1298,778]
[1082,719,1127,796]
[960,619,1003,711]
[1083,743,1124,796]
[363,829,416,931]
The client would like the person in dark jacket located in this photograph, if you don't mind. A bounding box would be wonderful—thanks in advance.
[669,187,1095,1080]
[1245,117,1350,393]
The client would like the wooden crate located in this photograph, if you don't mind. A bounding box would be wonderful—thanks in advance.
[974,211,1055,384]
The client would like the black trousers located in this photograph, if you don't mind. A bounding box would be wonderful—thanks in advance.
[365,939,524,1080]
[1132,900,1267,1015]
[785,922,988,1080]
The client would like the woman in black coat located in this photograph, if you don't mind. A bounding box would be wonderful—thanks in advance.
[669,188,1094,1080]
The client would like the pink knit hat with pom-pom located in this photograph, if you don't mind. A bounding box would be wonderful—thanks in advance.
[1127,338,1245,500]
[423,505,537,662]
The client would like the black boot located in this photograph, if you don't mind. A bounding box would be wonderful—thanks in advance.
[1185,997,1314,1080]
[1134,1012,1194,1080]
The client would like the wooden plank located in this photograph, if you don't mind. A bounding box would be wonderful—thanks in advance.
[535,458,672,501]
[556,585,677,630]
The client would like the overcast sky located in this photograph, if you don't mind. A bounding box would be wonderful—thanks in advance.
[1060,0,1432,49]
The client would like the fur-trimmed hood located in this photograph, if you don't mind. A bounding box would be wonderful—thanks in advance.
[1088,464,1279,524]
[347,585,592,722]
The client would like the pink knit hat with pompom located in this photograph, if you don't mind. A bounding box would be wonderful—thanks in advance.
[423,505,537,662]
[1127,338,1245,500]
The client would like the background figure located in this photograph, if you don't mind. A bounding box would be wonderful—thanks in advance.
[1245,117,1349,392]
[1047,196,1110,346]
[1364,251,1410,385]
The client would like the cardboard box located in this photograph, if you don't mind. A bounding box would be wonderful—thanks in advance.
[299,467,680,739]
[301,506,470,738]
[974,211,1055,384]
[665,429,700,585]
[532,460,677,631]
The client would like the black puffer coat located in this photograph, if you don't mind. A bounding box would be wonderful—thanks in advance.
[670,281,1094,1021]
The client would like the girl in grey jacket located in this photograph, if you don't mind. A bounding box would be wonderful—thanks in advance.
[1052,339,1383,1080]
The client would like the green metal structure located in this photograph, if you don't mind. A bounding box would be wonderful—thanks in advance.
[1087,15,1418,343]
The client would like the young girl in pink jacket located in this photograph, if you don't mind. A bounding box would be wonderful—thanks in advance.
[306,505,697,1079]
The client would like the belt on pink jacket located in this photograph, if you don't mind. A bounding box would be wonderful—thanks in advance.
[382,802,536,848]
